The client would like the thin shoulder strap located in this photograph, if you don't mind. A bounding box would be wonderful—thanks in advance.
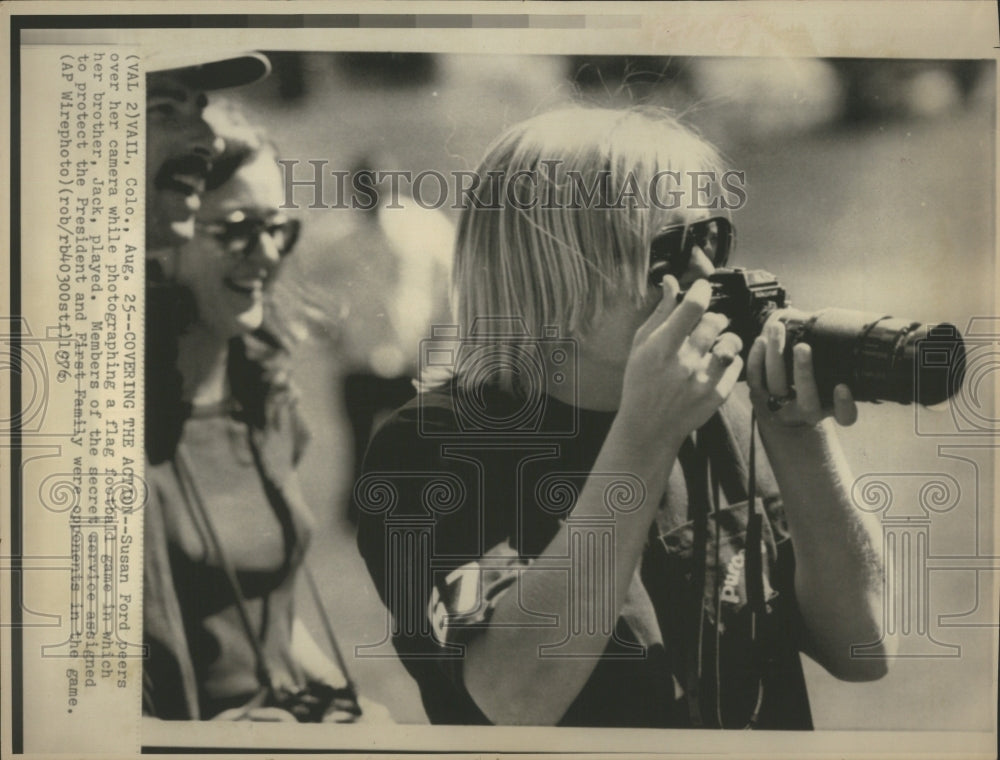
[172,442,275,694]
[703,391,779,504]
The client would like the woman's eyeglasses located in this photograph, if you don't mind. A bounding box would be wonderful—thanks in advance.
[647,216,734,286]
[196,210,301,259]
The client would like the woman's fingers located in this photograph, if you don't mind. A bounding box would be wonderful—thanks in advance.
[746,335,767,396]
[714,352,745,400]
[764,319,789,397]
[700,347,744,406]
[324,697,395,724]
[633,275,680,347]
[212,706,299,722]
[688,312,730,355]
[791,343,821,415]
[651,278,713,357]
[790,344,859,426]
[638,279,729,361]
[833,383,859,426]
[702,332,743,386]
[247,707,300,722]
[750,331,860,428]
[211,706,248,721]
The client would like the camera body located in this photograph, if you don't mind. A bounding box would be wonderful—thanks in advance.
[698,268,965,407]
[271,682,362,723]
[701,267,787,361]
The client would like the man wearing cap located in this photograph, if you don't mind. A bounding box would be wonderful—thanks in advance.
[144,51,270,279]
[142,51,270,720]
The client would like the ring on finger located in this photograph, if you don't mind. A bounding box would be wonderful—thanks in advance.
[766,387,797,412]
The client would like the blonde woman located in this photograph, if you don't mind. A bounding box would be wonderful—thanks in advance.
[356,106,889,728]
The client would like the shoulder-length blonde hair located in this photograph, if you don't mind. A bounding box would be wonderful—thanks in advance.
[448,105,728,393]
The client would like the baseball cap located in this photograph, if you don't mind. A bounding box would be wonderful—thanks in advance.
[146,50,271,90]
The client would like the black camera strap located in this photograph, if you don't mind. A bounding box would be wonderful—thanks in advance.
[742,409,767,727]
[683,435,710,729]
[744,410,766,615]
[682,411,768,729]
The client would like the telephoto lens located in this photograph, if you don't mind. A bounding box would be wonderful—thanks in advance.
[777,309,966,407]
[666,268,967,408]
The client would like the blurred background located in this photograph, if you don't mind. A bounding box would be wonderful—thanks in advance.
[221,54,996,729]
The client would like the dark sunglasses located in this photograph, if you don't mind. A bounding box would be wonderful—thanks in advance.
[647,216,734,286]
[196,210,301,259]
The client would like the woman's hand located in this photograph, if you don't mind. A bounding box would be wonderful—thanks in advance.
[746,316,889,679]
[212,705,300,722]
[288,620,395,723]
[747,316,858,429]
[619,276,744,452]
[323,695,395,724]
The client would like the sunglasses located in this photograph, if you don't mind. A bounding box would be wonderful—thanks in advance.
[647,216,734,286]
[196,210,301,259]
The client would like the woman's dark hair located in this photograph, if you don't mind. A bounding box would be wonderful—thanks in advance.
[145,110,295,464]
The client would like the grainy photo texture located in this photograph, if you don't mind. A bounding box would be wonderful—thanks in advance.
[3,4,998,758]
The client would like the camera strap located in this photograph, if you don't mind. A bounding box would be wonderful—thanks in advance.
[683,410,768,729]
[744,411,766,616]
[174,427,363,720]
[172,442,277,699]
[684,435,710,729]
[301,562,361,709]
[742,409,767,727]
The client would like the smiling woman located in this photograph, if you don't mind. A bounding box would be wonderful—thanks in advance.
[174,132,290,345]
[142,105,386,723]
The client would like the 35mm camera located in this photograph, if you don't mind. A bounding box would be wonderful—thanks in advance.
[687,268,966,407]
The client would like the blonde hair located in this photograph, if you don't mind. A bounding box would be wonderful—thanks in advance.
[449,105,727,392]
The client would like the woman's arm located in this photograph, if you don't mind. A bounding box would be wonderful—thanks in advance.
[747,322,892,681]
[463,278,745,724]
[462,420,674,724]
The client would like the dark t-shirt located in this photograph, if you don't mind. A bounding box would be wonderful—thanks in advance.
[356,381,813,729]
[144,400,314,720]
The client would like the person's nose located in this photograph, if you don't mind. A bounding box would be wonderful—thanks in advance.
[187,115,221,161]
[679,245,716,288]
[253,229,283,269]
